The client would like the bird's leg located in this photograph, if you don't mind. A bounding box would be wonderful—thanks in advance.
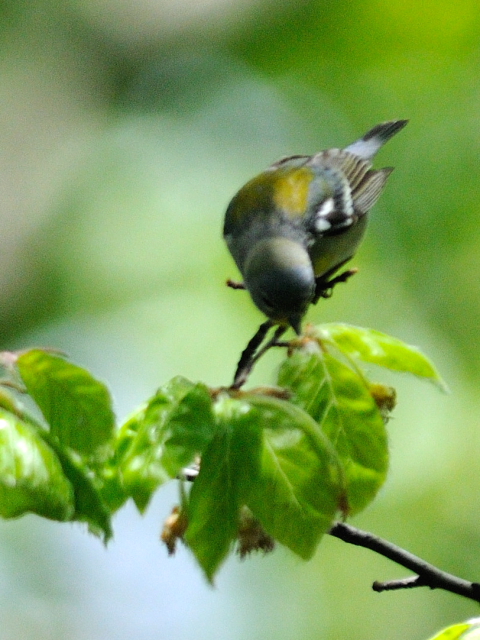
[231,320,289,389]
[247,323,287,370]
[313,268,358,303]
[226,279,246,290]
[231,320,274,389]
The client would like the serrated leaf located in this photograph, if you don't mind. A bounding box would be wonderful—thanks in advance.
[244,395,342,558]
[185,400,260,582]
[118,377,216,512]
[16,350,115,457]
[317,324,447,390]
[0,409,74,520]
[278,349,388,514]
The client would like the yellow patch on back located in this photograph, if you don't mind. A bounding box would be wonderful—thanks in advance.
[273,167,313,217]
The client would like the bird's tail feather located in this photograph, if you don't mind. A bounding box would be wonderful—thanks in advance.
[345,120,408,160]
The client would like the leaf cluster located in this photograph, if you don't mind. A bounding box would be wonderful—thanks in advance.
[0,324,443,581]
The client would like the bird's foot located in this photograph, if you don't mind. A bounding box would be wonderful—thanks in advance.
[226,279,246,290]
[313,268,358,302]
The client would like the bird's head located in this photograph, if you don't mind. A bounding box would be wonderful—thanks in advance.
[243,237,315,334]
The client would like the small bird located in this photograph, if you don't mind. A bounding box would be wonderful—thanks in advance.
[224,120,408,335]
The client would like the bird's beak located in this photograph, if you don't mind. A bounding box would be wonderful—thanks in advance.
[289,315,303,336]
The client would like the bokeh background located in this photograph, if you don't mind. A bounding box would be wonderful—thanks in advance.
[0,1,479,638]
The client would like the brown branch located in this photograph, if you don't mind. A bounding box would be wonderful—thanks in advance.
[329,522,480,603]
[373,576,427,592]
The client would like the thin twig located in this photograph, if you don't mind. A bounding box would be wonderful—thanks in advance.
[372,576,427,592]
[329,522,480,603]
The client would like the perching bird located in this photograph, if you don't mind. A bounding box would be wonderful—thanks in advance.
[224,120,408,335]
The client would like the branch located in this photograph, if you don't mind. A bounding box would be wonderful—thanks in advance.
[329,522,480,603]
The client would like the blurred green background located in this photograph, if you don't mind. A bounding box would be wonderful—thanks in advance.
[0,0,479,638]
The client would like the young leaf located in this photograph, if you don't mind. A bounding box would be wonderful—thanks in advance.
[244,395,342,559]
[16,350,115,457]
[426,619,479,640]
[185,397,261,582]
[118,377,216,512]
[316,324,447,390]
[278,347,388,515]
[185,393,343,580]
[98,458,130,514]
[160,379,217,477]
[116,393,175,512]
[40,431,113,541]
[0,409,74,521]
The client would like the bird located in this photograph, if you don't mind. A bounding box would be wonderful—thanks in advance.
[224,120,408,336]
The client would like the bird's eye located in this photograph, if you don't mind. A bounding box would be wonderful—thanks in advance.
[260,293,275,313]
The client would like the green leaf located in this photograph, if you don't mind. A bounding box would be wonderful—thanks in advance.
[317,323,447,390]
[61,455,112,541]
[185,394,342,580]
[0,387,26,418]
[185,398,260,582]
[118,377,216,512]
[160,379,217,477]
[278,348,388,514]
[116,395,175,511]
[0,409,74,520]
[426,621,477,639]
[39,431,112,541]
[244,395,342,559]
[16,350,115,457]
[97,459,129,514]
[0,386,47,430]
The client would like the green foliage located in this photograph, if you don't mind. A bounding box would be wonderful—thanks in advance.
[185,400,258,581]
[0,324,443,580]
[0,409,74,521]
[317,324,447,390]
[0,350,114,540]
[427,619,480,640]
[17,349,115,456]
[115,377,216,512]
[278,345,388,515]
